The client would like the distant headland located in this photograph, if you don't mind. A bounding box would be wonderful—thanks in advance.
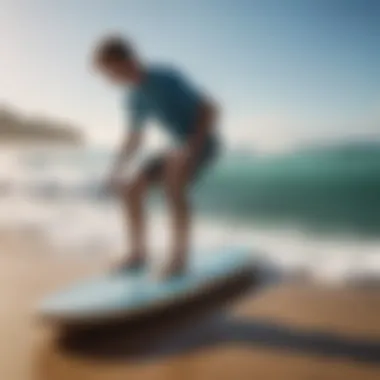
[0,105,84,145]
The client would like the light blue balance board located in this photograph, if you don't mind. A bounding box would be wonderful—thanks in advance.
[38,247,254,324]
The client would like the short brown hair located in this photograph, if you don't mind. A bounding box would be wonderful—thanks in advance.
[94,34,134,65]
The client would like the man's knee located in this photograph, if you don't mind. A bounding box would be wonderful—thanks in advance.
[164,179,188,207]
[123,175,147,203]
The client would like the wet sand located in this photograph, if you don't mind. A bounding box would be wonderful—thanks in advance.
[0,233,379,380]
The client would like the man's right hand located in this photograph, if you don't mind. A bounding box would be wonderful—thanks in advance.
[105,174,124,194]
[105,130,142,194]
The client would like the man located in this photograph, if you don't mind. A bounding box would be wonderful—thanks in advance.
[94,35,219,278]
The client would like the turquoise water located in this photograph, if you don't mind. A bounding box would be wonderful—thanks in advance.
[18,141,380,237]
[190,143,380,237]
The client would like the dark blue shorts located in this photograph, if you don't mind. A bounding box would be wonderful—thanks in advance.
[144,136,218,183]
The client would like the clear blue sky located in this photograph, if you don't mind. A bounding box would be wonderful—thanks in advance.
[1,0,378,151]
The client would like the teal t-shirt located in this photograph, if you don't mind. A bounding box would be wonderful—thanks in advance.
[125,65,203,144]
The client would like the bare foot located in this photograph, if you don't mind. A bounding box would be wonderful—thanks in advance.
[112,252,147,274]
[157,257,187,280]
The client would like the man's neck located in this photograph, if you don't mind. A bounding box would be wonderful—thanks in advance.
[134,65,147,85]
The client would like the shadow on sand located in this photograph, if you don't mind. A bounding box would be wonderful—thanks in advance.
[53,271,380,366]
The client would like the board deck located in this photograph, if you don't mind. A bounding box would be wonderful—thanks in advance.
[38,247,255,324]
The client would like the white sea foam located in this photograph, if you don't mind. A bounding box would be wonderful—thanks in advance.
[1,194,379,286]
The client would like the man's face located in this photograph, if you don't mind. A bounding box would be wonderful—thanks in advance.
[98,59,134,85]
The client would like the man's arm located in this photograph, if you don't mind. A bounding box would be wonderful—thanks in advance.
[187,98,218,157]
[108,130,142,181]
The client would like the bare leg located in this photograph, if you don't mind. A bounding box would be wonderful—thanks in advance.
[117,173,149,269]
[168,187,190,271]
[162,157,192,277]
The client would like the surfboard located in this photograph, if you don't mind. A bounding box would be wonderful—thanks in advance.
[38,247,255,324]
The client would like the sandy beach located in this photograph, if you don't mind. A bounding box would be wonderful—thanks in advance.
[0,232,379,380]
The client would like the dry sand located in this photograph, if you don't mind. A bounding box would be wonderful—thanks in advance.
[0,232,379,380]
